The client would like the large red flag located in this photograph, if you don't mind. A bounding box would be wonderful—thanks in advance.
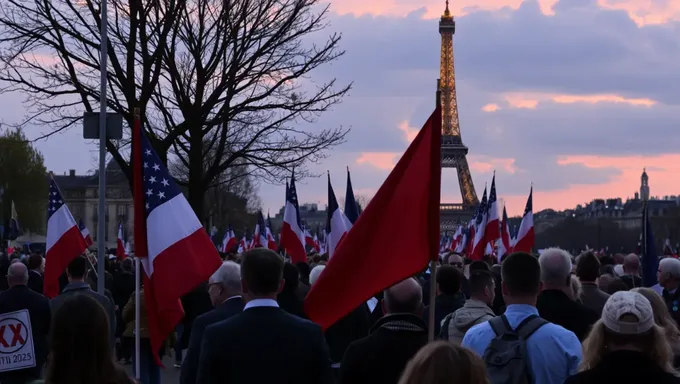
[304,106,441,330]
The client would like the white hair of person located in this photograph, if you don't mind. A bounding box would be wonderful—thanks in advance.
[309,265,326,286]
[209,261,242,294]
[538,247,573,286]
[7,262,28,283]
[659,258,680,280]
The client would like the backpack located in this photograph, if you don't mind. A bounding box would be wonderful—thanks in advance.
[482,314,547,384]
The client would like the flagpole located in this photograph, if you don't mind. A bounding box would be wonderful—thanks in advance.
[428,80,442,342]
[134,256,141,380]
[96,0,109,296]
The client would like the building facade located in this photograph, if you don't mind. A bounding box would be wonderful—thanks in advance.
[52,161,133,249]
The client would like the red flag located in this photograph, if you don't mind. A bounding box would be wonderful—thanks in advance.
[304,106,441,330]
[132,109,221,365]
[513,186,534,253]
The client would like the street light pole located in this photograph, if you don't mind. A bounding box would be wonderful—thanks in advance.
[97,0,109,295]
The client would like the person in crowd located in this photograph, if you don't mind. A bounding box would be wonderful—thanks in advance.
[295,261,311,299]
[181,261,244,384]
[619,253,642,289]
[51,255,116,344]
[441,269,496,344]
[463,252,582,384]
[112,258,135,363]
[277,263,307,318]
[490,264,505,315]
[0,263,51,384]
[632,287,680,368]
[196,248,332,384]
[339,277,428,384]
[398,341,490,384]
[658,257,680,327]
[122,273,161,384]
[569,275,582,300]
[178,281,213,367]
[565,291,680,384]
[26,253,44,294]
[42,294,135,384]
[576,251,610,315]
[446,253,470,298]
[308,265,370,378]
[606,278,630,294]
[537,248,599,341]
[424,265,465,336]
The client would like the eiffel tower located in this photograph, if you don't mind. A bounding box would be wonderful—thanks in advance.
[438,0,479,230]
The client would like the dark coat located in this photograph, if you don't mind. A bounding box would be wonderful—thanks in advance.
[277,290,307,319]
[619,274,642,290]
[196,305,333,384]
[50,282,117,344]
[565,350,680,384]
[537,289,599,341]
[27,270,43,295]
[338,313,429,384]
[662,288,680,328]
[180,297,244,384]
[325,303,371,364]
[423,293,465,337]
[0,285,51,384]
[578,282,610,316]
[180,283,213,349]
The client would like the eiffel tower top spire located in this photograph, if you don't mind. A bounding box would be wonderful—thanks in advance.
[443,0,452,19]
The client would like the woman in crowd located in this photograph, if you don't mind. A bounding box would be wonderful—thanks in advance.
[566,291,680,384]
[398,341,489,384]
[633,287,680,368]
[38,294,135,384]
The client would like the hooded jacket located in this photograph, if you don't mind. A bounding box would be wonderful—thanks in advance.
[440,299,495,344]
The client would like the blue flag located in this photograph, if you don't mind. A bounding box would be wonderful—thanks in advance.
[641,202,658,288]
[344,167,360,225]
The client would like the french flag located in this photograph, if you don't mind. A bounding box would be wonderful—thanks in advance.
[116,223,128,260]
[44,175,87,298]
[78,218,94,247]
[221,226,237,252]
[280,172,306,264]
[253,211,267,248]
[304,227,316,249]
[513,186,534,253]
[238,234,248,253]
[326,173,349,258]
[265,214,278,250]
[484,174,500,245]
[497,205,512,261]
[312,232,320,253]
[452,225,463,252]
[471,187,488,260]
[131,112,222,365]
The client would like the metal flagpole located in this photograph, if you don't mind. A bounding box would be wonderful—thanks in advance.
[134,257,141,380]
[428,80,442,342]
[96,0,109,296]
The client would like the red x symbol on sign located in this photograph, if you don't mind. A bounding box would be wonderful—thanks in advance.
[0,324,25,347]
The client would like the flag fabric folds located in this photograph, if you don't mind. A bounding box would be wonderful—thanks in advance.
[641,202,658,288]
[305,106,441,330]
[265,213,278,251]
[484,174,500,244]
[326,174,349,258]
[8,201,22,240]
[221,226,237,252]
[116,223,128,260]
[471,187,488,261]
[78,218,94,247]
[44,175,87,298]
[497,205,512,261]
[132,112,222,365]
[344,167,360,226]
[513,187,534,253]
[280,172,306,264]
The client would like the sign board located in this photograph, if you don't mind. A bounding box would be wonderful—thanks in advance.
[82,112,123,140]
[0,309,36,372]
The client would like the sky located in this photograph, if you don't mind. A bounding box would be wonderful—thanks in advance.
[2,0,679,217]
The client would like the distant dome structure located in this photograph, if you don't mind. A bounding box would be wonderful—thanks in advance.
[640,168,650,202]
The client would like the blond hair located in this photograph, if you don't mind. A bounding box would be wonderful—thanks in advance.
[580,319,675,373]
[398,341,490,384]
[632,287,680,350]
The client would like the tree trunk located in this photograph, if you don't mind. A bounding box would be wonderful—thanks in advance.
[187,126,206,222]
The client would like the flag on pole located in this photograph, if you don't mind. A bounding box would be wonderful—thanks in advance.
[280,172,306,264]
[513,186,534,253]
[265,213,278,251]
[132,110,221,365]
[116,223,128,260]
[471,187,488,261]
[326,173,350,258]
[8,201,21,240]
[221,226,237,252]
[344,167,360,226]
[78,218,94,247]
[484,174,500,244]
[44,175,87,298]
[305,106,441,330]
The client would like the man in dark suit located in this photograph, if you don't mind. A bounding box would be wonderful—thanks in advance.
[196,248,333,384]
[50,255,117,344]
[339,277,428,384]
[0,262,51,384]
[26,253,44,294]
[180,261,244,384]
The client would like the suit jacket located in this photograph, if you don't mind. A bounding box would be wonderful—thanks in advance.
[0,285,51,384]
[180,297,244,384]
[50,282,117,344]
[196,303,333,384]
[578,282,610,316]
[339,313,428,384]
[537,289,599,341]
[180,283,213,348]
[27,270,43,295]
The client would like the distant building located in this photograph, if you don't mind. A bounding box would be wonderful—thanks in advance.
[51,161,132,249]
[272,203,328,233]
[640,168,650,201]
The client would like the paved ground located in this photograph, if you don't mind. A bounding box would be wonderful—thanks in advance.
[123,355,181,383]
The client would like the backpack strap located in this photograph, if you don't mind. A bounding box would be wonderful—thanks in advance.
[488,314,513,336]
[514,315,548,340]
[439,314,452,340]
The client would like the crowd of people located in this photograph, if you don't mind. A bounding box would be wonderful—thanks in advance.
[0,246,679,384]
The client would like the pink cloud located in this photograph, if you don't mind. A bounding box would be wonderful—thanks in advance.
[502,92,657,109]
[355,152,399,170]
[481,103,501,112]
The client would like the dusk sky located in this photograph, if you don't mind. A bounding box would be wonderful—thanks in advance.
[1,0,679,217]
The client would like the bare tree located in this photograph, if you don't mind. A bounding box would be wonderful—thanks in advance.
[0,0,350,219]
